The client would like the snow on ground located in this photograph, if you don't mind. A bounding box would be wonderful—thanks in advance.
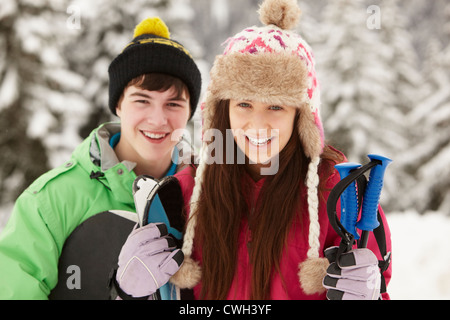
[0,207,449,300]
[387,211,450,300]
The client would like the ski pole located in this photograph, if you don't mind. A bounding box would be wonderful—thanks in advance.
[357,154,392,248]
[334,162,362,240]
[328,160,378,252]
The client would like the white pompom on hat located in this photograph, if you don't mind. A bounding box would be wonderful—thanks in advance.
[170,0,328,295]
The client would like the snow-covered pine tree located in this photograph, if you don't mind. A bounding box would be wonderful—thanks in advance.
[0,0,87,205]
[318,0,395,161]
[316,0,418,209]
[190,0,260,66]
[373,0,423,210]
[403,1,450,213]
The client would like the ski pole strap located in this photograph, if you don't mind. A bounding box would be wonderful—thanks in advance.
[373,210,391,294]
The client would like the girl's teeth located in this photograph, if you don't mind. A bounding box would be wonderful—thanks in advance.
[143,132,166,139]
[248,136,271,145]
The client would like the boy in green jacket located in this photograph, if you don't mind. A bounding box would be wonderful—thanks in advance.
[0,17,201,299]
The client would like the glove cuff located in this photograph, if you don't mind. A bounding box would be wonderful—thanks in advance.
[108,268,156,300]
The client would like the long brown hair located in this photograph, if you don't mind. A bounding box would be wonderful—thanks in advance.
[194,100,343,299]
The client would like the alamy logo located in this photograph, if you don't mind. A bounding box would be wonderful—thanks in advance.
[66,265,81,290]
[66,5,81,30]
[367,5,381,30]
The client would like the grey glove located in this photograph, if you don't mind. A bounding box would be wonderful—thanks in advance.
[323,246,381,300]
[116,223,183,298]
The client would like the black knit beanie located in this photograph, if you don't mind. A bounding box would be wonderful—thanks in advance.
[108,17,202,119]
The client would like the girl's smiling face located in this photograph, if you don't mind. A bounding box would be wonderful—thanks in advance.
[229,99,296,166]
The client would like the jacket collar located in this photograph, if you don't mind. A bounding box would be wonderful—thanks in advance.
[87,122,196,175]
[90,122,136,172]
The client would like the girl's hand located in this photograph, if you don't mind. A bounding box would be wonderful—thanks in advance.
[323,246,381,300]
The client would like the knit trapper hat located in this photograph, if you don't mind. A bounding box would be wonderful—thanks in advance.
[170,0,328,295]
[108,17,202,119]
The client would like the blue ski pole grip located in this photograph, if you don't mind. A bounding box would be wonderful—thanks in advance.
[357,154,392,232]
[335,162,361,239]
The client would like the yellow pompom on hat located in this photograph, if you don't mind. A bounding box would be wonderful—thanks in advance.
[108,17,202,119]
[133,17,170,39]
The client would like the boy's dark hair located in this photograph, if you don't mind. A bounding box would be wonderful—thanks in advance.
[116,73,189,112]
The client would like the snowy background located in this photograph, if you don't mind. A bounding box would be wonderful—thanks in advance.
[0,0,449,299]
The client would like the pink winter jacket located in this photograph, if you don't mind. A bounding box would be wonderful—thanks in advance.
[175,162,392,300]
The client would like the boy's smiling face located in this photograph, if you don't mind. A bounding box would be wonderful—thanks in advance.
[115,85,190,175]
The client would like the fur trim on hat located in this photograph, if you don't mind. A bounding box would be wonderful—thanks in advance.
[258,0,302,30]
[298,107,324,159]
[209,53,309,108]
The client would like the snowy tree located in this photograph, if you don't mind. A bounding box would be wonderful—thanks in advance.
[0,0,88,204]
[318,0,398,158]
[190,0,261,65]
[377,0,422,115]
[401,1,450,213]
[314,0,423,209]
[372,0,423,211]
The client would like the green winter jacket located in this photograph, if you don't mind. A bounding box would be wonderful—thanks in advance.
[0,122,190,299]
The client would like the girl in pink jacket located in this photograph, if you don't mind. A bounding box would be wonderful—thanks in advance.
[114,0,392,300]
[169,0,392,300]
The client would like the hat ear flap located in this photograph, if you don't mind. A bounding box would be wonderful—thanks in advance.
[297,103,323,159]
